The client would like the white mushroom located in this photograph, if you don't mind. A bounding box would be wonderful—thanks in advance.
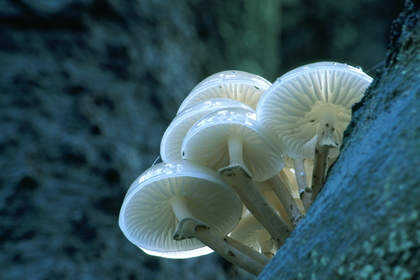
[177,70,272,113]
[257,62,372,206]
[160,98,253,163]
[119,161,267,275]
[181,107,291,247]
[230,212,277,259]
[258,171,304,227]
[182,107,283,182]
[229,186,294,259]
[283,156,314,213]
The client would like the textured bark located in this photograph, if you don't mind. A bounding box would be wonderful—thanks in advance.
[258,1,420,279]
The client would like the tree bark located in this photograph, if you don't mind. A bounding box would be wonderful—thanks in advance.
[258,1,420,279]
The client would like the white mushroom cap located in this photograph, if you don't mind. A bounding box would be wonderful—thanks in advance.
[177,70,272,113]
[119,162,242,259]
[229,213,277,257]
[181,107,284,182]
[257,61,372,159]
[160,98,253,163]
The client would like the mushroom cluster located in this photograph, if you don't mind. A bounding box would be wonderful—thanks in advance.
[119,64,372,276]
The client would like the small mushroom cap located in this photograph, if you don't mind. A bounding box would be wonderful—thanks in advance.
[257,61,372,159]
[230,213,264,243]
[160,98,253,163]
[229,213,277,255]
[181,107,284,182]
[177,70,272,113]
[119,162,242,259]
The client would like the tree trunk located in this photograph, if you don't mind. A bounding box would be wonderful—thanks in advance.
[258,1,420,279]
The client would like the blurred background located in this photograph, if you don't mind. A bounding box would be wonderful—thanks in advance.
[0,0,404,279]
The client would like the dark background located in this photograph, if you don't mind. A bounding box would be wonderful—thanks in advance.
[0,1,405,279]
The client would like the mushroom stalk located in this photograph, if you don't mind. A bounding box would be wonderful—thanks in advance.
[222,168,292,249]
[311,108,339,202]
[218,135,292,246]
[278,170,306,214]
[266,172,304,228]
[311,113,339,202]
[173,218,267,276]
[219,134,252,177]
[318,109,339,149]
[171,196,199,228]
[293,158,311,212]
[171,196,269,276]
[223,235,270,266]
[311,142,330,203]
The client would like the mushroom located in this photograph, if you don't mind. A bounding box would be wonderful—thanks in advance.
[119,161,268,276]
[282,156,314,213]
[181,106,291,247]
[160,98,253,163]
[258,170,304,227]
[177,70,272,113]
[229,185,294,259]
[257,62,372,206]
[230,212,277,259]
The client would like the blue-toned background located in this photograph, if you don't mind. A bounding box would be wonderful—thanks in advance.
[0,1,404,279]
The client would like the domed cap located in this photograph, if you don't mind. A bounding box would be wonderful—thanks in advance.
[181,107,284,182]
[257,61,372,159]
[119,162,242,259]
[160,98,253,163]
[177,70,271,113]
[229,213,277,257]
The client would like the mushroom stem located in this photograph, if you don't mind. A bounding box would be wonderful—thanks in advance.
[171,196,207,239]
[311,142,330,203]
[318,110,339,149]
[311,116,339,202]
[222,168,292,249]
[218,134,252,177]
[319,124,339,147]
[171,197,269,275]
[223,236,270,266]
[293,158,312,212]
[266,172,304,228]
[174,218,267,276]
